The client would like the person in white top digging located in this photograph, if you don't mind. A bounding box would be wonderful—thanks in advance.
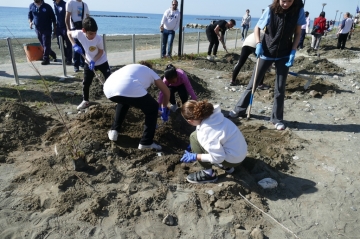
[180,100,248,183]
[103,62,170,150]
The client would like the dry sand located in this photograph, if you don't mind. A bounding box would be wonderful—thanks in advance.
[0,30,360,238]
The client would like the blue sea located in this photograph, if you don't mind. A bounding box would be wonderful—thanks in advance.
[0,6,260,39]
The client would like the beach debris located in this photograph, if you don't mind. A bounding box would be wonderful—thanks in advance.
[258,178,278,189]
[206,189,214,195]
[250,226,264,239]
[162,214,175,226]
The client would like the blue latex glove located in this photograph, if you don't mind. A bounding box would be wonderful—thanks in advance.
[160,107,170,122]
[73,44,83,55]
[255,43,263,58]
[89,60,95,70]
[285,49,296,67]
[180,150,197,163]
[186,144,191,152]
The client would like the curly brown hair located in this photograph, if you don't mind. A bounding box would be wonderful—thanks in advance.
[139,61,153,69]
[181,100,214,120]
[270,0,304,15]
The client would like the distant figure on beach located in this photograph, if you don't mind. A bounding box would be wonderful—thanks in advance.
[230,30,270,91]
[206,19,236,61]
[160,0,180,58]
[229,0,305,131]
[297,11,309,49]
[104,62,170,150]
[53,0,72,65]
[28,0,57,65]
[67,17,111,110]
[158,64,197,112]
[65,0,90,72]
[311,11,326,51]
[180,100,247,184]
[337,12,353,49]
[241,9,251,41]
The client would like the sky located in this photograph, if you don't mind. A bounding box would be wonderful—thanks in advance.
[1,0,359,19]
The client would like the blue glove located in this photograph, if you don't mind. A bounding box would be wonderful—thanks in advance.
[89,60,95,70]
[73,44,83,55]
[285,50,296,67]
[186,144,191,152]
[160,107,170,122]
[180,150,197,163]
[255,43,263,58]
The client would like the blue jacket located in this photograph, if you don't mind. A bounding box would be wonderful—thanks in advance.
[54,0,67,29]
[28,2,56,32]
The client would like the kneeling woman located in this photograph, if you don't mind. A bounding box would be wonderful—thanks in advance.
[180,100,248,183]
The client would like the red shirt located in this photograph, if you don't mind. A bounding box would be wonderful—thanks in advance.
[314,16,327,34]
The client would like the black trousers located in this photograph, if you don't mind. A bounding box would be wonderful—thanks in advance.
[233,57,289,124]
[337,33,349,49]
[109,94,158,145]
[169,84,188,105]
[232,45,264,85]
[206,28,219,56]
[82,61,111,101]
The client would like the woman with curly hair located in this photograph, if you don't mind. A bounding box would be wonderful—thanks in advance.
[180,100,247,183]
[229,0,306,131]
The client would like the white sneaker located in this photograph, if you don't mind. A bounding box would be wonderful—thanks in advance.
[228,110,238,118]
[138,143,162,150]
[108,130,118,141]
[207,55,212,60]
[77,100,90,110]
[213,56,219,61]
[170,104,178,112]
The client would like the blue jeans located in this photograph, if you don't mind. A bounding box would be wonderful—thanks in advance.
[35,29,56,61]
[73,38,85,68]
[241,25,249,39]
[162,29,175,57]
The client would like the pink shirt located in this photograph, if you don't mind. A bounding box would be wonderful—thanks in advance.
[158,69,197,103]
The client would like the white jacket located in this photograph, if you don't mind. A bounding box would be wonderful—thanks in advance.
[161,8,180,31]
[197,105,248,164]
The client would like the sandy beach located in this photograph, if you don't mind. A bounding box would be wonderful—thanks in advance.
[0,27,359,238]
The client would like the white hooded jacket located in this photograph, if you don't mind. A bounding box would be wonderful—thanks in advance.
[196,105,248,164]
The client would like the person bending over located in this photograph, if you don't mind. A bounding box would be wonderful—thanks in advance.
[158,64,197,112]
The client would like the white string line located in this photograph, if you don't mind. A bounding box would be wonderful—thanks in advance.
[239,192,300,239]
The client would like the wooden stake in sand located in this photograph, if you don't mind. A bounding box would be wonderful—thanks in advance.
[239,192,300,239]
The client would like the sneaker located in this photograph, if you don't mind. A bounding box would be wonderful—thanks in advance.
[274,122,285,130]
[186,170,218,184]
[72,156,88,172]
[77,100,90,110]
[74,67,79,72]
[207,55,212,60]
[230,81,239,86]
[80,64,85,68]
[170,104,178,112]
[138,143,162,150]
[228,110,239,118]
[52,56,57,62]
[108,130,118,141]
[214,164,235,174]
[213,56,219,61]
[41,60,50,65]
[257,84,270,90]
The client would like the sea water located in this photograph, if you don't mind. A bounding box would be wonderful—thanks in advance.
[0,6,260,39]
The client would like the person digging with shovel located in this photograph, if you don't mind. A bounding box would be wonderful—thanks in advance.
[180,100,247,183]
[228,0,305,131]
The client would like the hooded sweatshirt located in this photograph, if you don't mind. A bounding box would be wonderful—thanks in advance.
[196,105,248,164]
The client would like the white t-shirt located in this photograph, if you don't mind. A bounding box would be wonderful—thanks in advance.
[103,64,161,98]
[161,8,180,31]
[66,0,90,29]
[339,18,354,34]
[71,30,107,65]
[242,30,265,48]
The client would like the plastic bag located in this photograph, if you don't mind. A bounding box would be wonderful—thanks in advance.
[258,178,278,189]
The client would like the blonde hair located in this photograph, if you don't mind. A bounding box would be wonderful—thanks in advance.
[181,100,214,120]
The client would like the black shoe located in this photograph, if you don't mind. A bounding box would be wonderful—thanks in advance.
[52,56,57,62]
[80,64,85,68]
[72,156,88,172]
[257,84,270,90]
[230,81,239,86]
[41,60,50,65]
[186,170,218,184]
[74,67,79,72]
[66,61,73,66]
[214,164,235,174]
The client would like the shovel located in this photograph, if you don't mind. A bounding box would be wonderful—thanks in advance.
[80,54,105,85]
[288,71,313,90]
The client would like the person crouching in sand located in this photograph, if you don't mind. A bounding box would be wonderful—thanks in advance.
[180,100,247,183]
